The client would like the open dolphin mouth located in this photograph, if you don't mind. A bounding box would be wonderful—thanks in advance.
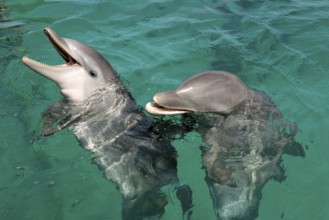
[22,27,80,72]
[43,28,78,65]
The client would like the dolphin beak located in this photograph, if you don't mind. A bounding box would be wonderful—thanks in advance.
[22,27,81,83]
[145,91,192,115]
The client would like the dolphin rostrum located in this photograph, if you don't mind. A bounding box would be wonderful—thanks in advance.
[22,28,193,219]
[146,71,304,220]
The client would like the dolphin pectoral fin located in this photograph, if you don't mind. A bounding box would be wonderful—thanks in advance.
[284,139,305,158]
[175,184,193,219]
[42,113,82,136]
[40,101,82,136]
[30,110,81,144]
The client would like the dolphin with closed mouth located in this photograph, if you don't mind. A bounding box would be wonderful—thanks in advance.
[22,28,194,220]
[146,71,305,220]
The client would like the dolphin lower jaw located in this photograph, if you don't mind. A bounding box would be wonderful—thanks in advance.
[22,56,81,79]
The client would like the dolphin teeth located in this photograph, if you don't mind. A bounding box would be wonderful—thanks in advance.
[44,28,78,65]
[46,33,69,61]
[22,56,50,67]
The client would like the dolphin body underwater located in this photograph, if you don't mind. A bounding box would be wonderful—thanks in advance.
[22,28,194,220]
[146,71,305,220]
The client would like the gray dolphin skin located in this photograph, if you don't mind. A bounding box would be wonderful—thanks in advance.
[22,28,193,220]
[146,71,304,220]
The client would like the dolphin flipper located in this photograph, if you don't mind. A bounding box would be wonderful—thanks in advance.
[175,184,193,219]
[41,100,82,136]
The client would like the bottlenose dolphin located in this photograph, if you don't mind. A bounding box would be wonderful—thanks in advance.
[22,28,193,220]
[146,71,304,220]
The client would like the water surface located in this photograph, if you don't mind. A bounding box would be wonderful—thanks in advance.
[1,0,329,219]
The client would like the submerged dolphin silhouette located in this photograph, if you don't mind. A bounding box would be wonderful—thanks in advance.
[146,71,304,220]
[22,28,193,219]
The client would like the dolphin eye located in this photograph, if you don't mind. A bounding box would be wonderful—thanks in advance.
[89,71,97,78]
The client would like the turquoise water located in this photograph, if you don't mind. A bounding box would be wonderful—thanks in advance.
[1,0,329,219]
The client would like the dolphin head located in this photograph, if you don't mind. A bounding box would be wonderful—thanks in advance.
[146,71,249,115]
[22,27,118,103]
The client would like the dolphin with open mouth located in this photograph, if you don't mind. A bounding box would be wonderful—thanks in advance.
[22,28,194,220]
[146,71,305,220]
